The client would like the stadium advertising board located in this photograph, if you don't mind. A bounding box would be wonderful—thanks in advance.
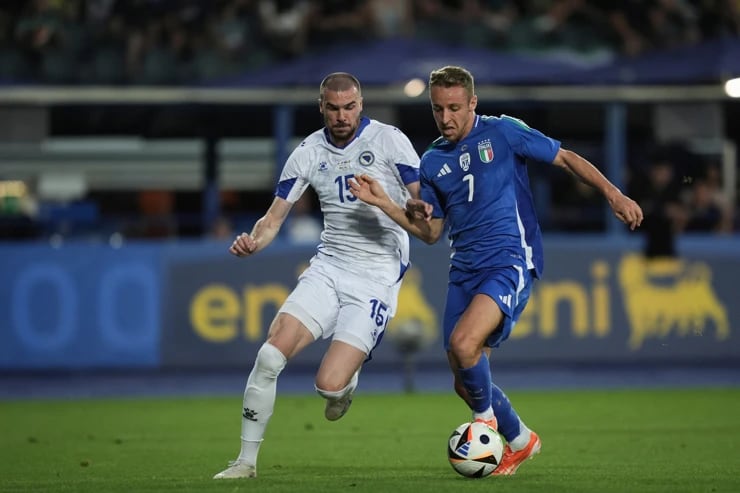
[0,239,737,370]
[161,239,739,368]
[0,244,160,369]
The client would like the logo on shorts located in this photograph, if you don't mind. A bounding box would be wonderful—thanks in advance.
[371,328,379,343]
[359,151,375,166]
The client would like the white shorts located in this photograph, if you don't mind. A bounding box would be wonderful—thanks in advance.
[279,256,402,355]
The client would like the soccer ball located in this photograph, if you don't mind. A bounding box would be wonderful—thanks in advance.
[447,421,504,478]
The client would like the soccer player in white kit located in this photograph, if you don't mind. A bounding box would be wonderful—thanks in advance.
[214,73,421,479]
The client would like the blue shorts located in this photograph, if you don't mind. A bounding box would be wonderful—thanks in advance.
[442,266,534,350]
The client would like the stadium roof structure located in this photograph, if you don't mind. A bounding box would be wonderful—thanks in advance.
[552,38,740,85]
[211,37,740,88]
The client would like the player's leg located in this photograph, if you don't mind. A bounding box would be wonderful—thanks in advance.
[213,312,316,479]
[444,281,489,422]
[315,271,397,420]
[491,380,541,476]
[447,292,503,427]
[488,367,540,473]
[214,261,340,479]
[315,340,366,420]
[479,267,541,476]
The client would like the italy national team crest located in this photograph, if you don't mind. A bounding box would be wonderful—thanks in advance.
[459,152,470,172]
[478,139,494,163]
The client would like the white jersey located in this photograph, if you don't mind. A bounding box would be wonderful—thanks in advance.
[276,117,420,285]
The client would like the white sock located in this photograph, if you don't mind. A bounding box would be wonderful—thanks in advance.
[507,419,532,451]
[237,343,287,465]
[472,407,495,422]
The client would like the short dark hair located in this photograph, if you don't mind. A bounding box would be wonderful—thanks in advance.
[429,66,475,99]
[319,73,362,102]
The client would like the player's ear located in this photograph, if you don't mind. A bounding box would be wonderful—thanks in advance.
[469,95,478,112]
[318,98,324,114]
[358,96,363,112]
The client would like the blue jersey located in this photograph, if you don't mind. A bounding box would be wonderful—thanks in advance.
[419,114,560,280]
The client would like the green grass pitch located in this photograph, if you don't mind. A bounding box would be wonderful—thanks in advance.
[1,388,738,492]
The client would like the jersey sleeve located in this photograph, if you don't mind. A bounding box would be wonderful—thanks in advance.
[384,127,420,185]
[499,114,561,164]
[419,158,445,219]
[274,147,310,203]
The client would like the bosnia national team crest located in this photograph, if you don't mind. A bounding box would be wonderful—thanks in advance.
[359,150,375,166]
[478,139,494,163]
[459,152,470,172]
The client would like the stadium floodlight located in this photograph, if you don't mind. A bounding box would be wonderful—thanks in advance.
[403,78,426,98]
[724,77,740,98]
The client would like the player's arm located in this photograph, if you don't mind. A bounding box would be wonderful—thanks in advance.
[350,174,445,244]
[405,180,421,201]
[552,148,643,230]
[230,197,292,257]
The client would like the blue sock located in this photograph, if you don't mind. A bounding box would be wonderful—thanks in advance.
[491,383,522,442]
[458,354,492,413]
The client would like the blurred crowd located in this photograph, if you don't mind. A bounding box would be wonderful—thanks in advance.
[628,142,736,256]
[0,0,739,85]
[537,139,736,241]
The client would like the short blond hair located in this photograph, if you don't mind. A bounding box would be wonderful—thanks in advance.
[429,66,475,99]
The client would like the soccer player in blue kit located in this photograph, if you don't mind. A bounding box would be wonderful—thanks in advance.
[350,65,643,476]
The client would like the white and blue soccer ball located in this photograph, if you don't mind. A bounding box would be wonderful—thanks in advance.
[447,421,504,478]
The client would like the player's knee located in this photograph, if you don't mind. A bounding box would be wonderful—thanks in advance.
[448,332,480,366]
[315,370,357,397]
[315,375,348,394]
[255,343,287,378]
[315,381,351,400]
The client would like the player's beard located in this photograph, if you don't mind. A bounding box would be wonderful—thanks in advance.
[329,122,356,145]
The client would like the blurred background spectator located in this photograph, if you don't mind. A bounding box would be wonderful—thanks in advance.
[592,0,699,57]
[307,0,375,48]
[131,189,177,238]
[682,162,734,233]
[370,0,415,39]
[257,0,312,59]
[0,0,737,83]
[629,144,688,258]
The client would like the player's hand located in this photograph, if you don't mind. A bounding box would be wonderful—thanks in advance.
[609,192,643,231]
[230,232,258,257]
[405,198,433,221]
[349,174,389,206]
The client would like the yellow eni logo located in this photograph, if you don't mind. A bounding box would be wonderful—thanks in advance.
[513,261,612,340]
[188,267,439,345]
[618,254,730,349]
[190,284,290,342]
